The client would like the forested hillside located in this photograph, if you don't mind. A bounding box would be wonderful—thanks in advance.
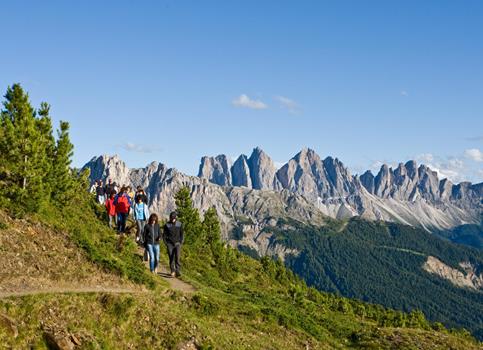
[436,221,483,250]
[260,218,483,339]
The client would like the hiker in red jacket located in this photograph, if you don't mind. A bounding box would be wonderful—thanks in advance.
[105,193,117,229]
[114,186,132,234]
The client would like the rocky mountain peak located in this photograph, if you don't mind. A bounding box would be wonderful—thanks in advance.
[404,160,418,178]
[84,154,131,186]
[395,162,407,177]
[294,147,319,163]
[248,147,278,190]
[322,156,355,196]
[198,154,232,186]
[360,170,375,194]
[231,155,252,188]
[374,164,394,198]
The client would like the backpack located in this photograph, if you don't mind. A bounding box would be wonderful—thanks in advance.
[115,194,130,213]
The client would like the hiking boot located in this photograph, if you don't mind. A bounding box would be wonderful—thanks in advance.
[170,272,176,278]
[175,271,181,278]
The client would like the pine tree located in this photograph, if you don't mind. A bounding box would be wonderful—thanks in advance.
[0,84,48,211]
[36,102,56,197]
[202,207,222,246]
[175,187,202,245]
[202,206,225,263]
[51,121,75,202]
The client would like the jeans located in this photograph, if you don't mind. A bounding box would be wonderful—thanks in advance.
[117,213,128,233]
[166,242,182,274]
[136,220,146,242]
[147,244,160,272]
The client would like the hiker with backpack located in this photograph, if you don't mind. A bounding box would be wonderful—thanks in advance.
[163,211,184,277]
[133,196,150,244]
[114,186,132,234]
[143,214,161,273]
[105,193,117,229]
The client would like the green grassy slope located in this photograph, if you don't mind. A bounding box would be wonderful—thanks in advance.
[0,198,481,349]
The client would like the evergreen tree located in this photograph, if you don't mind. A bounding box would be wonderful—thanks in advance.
[51,121,75,202]
[202,206,225,262]
[0,84,47,211]
[36,102,56,197]
[202,207,221,246]
[174,186,202,245]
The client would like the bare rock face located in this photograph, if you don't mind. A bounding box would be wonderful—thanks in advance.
[276,148,324,201]
[198,155,232,186]
[364,161,461,204]
[248,147,279,190]
[374,164,393,198]
[231,155,252,188]
[359,171,375,194]
[197,147,281,191]
[322,156,356,198]
[83,155,131,186]
[423,256,483,290]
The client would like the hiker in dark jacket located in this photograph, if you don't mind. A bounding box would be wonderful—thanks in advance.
[105,179,114,196]
[96,179,106,204]
[163,211,184,277]
[143,214,161,273]
[135,186,148,204]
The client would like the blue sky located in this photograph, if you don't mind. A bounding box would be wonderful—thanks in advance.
[1,1,482,182]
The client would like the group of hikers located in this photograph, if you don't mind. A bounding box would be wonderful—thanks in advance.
[90,180,184,277]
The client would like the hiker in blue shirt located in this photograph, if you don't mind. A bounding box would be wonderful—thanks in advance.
[133,197,150,244]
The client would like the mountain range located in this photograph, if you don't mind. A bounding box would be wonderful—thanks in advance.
[198,147,482,229]
[82,147,482,259]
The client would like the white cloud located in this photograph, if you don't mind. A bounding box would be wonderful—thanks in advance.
[370,160,384,170]
[416,154,467,182]
[416,153,434,163]
[119,142,162,154]
[368,160,398,173]
[274,95,300,113]
[363,151,481,183]
[447,158,464,169]
[400,90,408,96]
[232,94,268,110]
[428,165,461,182]
[464,148,483,162]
